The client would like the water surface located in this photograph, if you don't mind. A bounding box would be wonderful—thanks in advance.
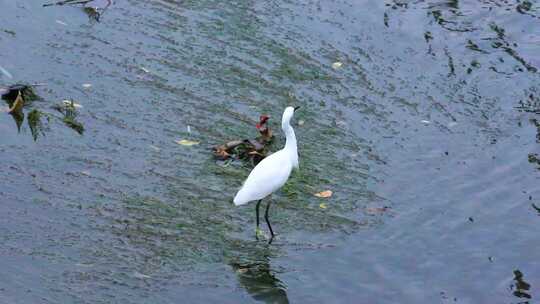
[1,0,539,303]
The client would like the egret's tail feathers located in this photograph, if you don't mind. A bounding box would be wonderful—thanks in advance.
[233,196,248,206]
[233,188,253,206]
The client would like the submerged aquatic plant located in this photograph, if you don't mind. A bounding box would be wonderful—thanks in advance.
[27,109,48,141]
[52,100,85,135]
[1,85,85,139]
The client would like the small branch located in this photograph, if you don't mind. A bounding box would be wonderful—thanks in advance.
[43,0,93,7]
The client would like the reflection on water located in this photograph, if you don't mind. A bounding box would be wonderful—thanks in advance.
[1,0,540,302]
[511,270,532,302]
[97,194,290,303]
[229,245,289,304]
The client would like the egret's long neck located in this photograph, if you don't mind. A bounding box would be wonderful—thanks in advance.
[283,122,297,153]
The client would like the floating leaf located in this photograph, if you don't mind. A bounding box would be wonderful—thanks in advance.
[27,109,46,141]
[62,99,82,108]
[212,114,272,165]
[213,145,230,159]
[365,206,391,215]
[75,263,94,267]
[1,84,39,102]
[53,101,84,135]
[319,203,327,209]
[176,139,199,146]
[314,190,333,198]
[332,61,343,70]
[133,272,151,279]
[8,91,24,114]
[2,29,16,36]
[63,116,84,134]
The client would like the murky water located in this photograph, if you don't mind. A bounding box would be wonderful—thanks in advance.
[1,0,539,303]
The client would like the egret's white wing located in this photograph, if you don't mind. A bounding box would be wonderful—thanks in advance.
[233,151,293,206]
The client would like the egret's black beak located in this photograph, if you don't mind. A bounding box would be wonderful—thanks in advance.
[294,106,301,112]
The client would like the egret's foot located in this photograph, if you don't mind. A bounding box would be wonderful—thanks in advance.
[255,227,265,239]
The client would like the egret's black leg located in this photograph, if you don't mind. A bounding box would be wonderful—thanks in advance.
[256,200,262,228]
[264,200,275,243]
[255,200,262,239]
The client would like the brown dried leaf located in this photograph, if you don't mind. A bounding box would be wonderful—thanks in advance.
[8,91,24,114]
[246,139,264,151]
[224,140,244,149]
[236,267,249,274]
[247,151,264,156]
[213,146,230,159]
[314,190,333,198]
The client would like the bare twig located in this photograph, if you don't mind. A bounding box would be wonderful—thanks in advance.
[43,0,93,7]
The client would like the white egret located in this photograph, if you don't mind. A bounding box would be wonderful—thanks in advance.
[233,106,300,242]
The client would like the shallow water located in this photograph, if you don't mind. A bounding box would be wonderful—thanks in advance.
[1,0,539,303]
